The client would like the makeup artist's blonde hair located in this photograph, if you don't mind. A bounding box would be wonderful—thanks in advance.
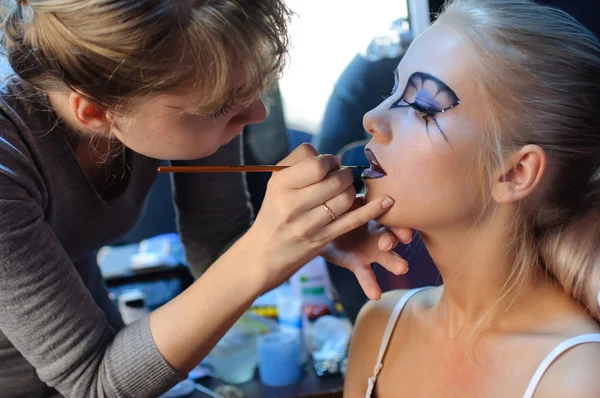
[437,0,600,323]
[0,0,291,115]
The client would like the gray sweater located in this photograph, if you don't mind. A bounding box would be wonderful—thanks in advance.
[0,78,253,397]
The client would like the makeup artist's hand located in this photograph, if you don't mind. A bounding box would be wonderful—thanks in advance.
[321,195,413,301]
[243,143,395,292]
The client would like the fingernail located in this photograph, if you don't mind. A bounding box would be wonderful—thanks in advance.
[381,197,394,209]
[386,241,394,251]
[392,254,409,274]
[397,259,409,274]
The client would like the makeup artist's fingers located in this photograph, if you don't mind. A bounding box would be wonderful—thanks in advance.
[276,142,319,166]
[273,154,341,190]
[388,227,414,245]
[298,185,357,235]
[376,250,409,276]
[351,264,382,301]
[293,167,355,212]
[323,247,383,301]
[371,228,409,275]
[318,196,394,242]
[377,229,399,252]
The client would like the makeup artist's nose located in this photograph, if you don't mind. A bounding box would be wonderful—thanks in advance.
[233,97,267,125]
[363,106,392,143]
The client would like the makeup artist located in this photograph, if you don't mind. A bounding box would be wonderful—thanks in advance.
[0,1,412,397]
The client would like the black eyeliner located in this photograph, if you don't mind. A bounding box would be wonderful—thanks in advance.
[387,71,461,141]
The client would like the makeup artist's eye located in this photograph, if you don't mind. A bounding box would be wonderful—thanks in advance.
[211,104,233,118]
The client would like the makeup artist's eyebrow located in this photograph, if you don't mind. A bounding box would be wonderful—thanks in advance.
[166,82,252,114]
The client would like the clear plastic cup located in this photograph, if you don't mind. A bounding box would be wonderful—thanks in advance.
[208,329,258,384]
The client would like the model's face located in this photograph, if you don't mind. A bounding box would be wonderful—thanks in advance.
[362,22,488,232]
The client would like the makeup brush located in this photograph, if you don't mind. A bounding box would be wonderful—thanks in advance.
[157,165,369,173]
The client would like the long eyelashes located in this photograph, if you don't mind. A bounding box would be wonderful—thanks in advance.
[383,71,461,142]
[389,100,451,142]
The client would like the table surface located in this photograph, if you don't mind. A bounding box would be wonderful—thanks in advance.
[192,365,344,398]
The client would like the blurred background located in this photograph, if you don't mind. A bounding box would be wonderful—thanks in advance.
[279,0,409,135]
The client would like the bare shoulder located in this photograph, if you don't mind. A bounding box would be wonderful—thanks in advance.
[344,288,434,398]
[535,334,600,398]
[352,286,440,342]
[354,288,419,342]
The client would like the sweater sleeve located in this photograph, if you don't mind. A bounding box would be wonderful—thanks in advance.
[0,116,185,397]
[171,134,253,278]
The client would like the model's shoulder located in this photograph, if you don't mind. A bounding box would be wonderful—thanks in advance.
[533,331,600,398]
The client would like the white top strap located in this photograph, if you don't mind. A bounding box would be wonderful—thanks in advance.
[522,333,600,398]
[365,287,433,398]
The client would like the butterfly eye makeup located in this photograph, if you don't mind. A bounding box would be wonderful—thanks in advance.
[386,71,461,142]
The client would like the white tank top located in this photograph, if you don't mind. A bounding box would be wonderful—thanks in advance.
[365,287,600,398]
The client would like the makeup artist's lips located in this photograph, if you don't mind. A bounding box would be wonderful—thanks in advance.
[362,148,387,179]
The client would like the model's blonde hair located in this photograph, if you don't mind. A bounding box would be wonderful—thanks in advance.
[1,0,292,115]
[437,0,600,322]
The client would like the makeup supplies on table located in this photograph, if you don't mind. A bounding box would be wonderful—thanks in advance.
[131,233,186,271]
[208,327,258,384]
[309,315,353,377]
[289,256,335,355]
[117,290,149,325]
[98,233,186,278]
[276,283,306,363]
[289,256,335,314]
[257,331,302,387]
[207,313,276,385]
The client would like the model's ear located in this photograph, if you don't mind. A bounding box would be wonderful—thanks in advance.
[491,145,546,204]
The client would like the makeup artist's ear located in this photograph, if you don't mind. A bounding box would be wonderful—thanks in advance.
[491,145,546,204]
[68,92,111,134]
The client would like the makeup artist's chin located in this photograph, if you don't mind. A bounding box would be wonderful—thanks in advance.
[221,128,244,146]
[166,143,222,161]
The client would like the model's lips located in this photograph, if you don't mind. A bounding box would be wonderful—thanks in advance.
[362,148,387,179]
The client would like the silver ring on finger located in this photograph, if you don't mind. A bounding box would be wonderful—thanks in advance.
[322,203,336,221]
